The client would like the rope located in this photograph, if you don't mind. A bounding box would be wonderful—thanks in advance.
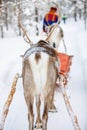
[62,39,67,53]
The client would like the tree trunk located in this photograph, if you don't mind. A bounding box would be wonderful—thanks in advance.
[5,6,8,30]
[84,1,87,30]
[35,7,38,22]
[74,12,77,21]
[0,0,2,5]
[35,7,39,35]
[0,26,3,38]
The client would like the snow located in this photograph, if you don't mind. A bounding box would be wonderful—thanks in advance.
[0,19,87,130]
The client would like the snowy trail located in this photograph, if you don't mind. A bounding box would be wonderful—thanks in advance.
[0,20,87,130]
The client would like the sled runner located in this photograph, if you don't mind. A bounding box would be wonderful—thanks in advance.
[56,52,81,130]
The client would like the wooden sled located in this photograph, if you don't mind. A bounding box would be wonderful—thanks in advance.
[57,52,73,86]
[56,52,81,130]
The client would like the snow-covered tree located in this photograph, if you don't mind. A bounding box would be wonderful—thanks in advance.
[0,0,87,38]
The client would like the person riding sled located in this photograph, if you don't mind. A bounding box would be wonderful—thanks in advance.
[43,6,60,33]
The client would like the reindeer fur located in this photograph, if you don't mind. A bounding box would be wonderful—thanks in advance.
[22,41,59,130]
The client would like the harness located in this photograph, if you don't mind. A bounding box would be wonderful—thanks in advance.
[24,40,58,58]
[23,40,60,75]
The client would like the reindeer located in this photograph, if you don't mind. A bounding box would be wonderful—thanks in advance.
[19,21,64,130]
[45,24,67,52]
[22,41,60,130]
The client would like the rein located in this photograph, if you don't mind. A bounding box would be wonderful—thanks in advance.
[62,39,67,53]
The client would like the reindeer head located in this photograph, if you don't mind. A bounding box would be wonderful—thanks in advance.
[45,24,64,49]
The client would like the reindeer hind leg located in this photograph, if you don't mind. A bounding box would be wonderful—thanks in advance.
[35,95,42,129]
[42,97,49,130]
[27,96,34,130]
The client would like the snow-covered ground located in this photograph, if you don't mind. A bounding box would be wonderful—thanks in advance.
[0,19,87,130]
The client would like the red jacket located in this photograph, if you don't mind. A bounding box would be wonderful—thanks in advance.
[43,11,60,26]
